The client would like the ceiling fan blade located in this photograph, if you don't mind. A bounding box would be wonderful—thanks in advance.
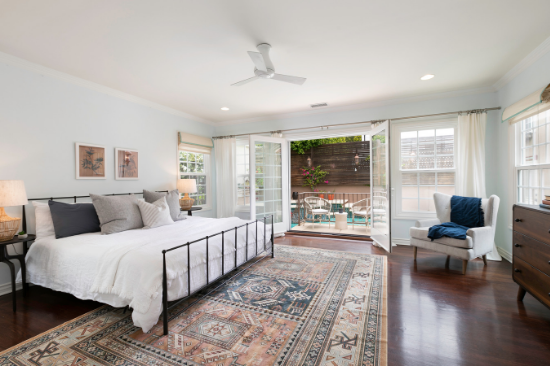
[272,73,307,85]
[231,76,259,86]
[247,51,267,72]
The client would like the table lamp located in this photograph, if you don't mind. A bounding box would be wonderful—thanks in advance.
[177,179,197,210]
[0,180,28,241]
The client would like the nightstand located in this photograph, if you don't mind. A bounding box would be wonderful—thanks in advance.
[0,234,35,311]
[181,207,202,216]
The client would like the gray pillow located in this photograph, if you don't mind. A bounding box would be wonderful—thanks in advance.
[143,189,183,221]
[90,194,144,235]
[48,200,100,239]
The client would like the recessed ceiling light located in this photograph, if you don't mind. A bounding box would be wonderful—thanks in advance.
[221,107,229,111]
[420,74,435,81]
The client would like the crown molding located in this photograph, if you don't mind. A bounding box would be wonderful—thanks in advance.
[493,34,550,91]
[0,51,215,126]
[215,85,496,127]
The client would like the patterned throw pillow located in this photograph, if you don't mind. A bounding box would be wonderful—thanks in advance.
[143,189,183,221]
[137,197,174,229]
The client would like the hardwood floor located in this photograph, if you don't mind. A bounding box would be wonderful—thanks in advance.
[0,235,549,365]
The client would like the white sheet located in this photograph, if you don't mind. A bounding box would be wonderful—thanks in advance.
[17,216,271,332]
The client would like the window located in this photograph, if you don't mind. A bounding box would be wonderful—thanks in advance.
[236,139,250,209]
[515,110,550,205]
[179,151,210,207]
[394,121,456,216]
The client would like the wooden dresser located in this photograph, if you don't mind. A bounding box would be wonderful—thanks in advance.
[513,204,550,309]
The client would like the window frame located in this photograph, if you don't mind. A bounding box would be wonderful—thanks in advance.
[513,111,550,209]
[178,150,212,211]
[392,118,458,220]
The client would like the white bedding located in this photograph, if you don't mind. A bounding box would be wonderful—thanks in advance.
[17,216,271,332]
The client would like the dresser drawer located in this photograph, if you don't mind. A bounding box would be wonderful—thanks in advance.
[514,206,550,244]
[513,256,550,308]
[513,231,550,276]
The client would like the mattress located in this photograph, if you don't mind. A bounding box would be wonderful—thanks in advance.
[17,216,271,332]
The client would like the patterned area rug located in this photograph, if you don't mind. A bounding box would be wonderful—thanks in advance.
[0,245,387,366]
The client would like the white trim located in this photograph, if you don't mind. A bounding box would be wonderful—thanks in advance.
[284,125,373,141]
[497,247,512,263]
[0,281,23,297]
[216,86,495,126]
[392,237,411,246]
[493,34,550,90]
[0,51,214,126]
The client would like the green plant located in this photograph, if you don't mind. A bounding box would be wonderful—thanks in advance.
[81,148,104,176]
[18,231,26,235]
[301,166,329,191]
[291,136,362,154]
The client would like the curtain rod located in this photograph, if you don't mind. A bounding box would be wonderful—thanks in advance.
[212,106,501,139]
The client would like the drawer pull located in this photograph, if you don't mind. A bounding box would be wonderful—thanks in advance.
[515,218,522,222]
[514,268,521,273]
[515,243,521,248]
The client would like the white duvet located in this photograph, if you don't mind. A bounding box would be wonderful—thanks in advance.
[17,216,271,332]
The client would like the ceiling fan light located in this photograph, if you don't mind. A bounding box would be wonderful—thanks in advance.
[420,74,435,81]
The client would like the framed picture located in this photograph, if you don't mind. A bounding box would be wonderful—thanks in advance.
[75,143,106,179]
[115,148,139,180]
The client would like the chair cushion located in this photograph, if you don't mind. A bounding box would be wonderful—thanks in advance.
[312,209,329,214]
[354,211,368,216]
[410,227,473,249]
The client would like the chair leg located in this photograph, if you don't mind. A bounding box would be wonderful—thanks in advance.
[482,254,488,265]
[462,260,468,275]
[445,255,450,269]
[413,246,417,261]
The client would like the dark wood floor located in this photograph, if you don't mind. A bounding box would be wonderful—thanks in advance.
[1,235,550,365]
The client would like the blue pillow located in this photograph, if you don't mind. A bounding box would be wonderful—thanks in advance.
[48,200,101,239]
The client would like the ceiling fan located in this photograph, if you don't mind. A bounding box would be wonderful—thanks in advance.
[231,43,307,86]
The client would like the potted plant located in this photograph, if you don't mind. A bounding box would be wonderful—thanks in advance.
[18,231,28,239]
[301,166,329,192]
[327,188,335,201]
[318,190,326,199]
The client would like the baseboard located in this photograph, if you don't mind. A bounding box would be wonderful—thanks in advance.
[497,247,512,263]
[392,237,410,246]
[0,281,23,296]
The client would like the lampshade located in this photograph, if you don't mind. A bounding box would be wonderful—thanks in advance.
[0,180,28,207]
[177,179,197,193]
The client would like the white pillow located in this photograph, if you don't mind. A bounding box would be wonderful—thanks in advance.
[137,197,174,229]
[32,201,55,239]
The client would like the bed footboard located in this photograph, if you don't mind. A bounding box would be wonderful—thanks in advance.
[161,215,274,335]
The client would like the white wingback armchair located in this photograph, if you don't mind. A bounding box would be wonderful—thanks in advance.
[409,193,500,275]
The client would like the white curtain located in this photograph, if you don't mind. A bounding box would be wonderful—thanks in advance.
[214,138,236,218]
[457,111,501,261]
[457,112,487,198]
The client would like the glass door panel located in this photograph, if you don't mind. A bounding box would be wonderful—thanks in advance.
[370,121,392,252]
[250,135,289,234]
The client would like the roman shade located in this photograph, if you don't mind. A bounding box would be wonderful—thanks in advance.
[502,83,550,124]
[178,132,214,154]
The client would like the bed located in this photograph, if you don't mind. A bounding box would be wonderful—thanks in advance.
[17,194,273,334]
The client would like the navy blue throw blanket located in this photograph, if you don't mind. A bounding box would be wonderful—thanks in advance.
[428,195,484,241]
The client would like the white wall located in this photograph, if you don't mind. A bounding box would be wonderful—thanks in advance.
[0,62,216,289]
[494,49,550,258]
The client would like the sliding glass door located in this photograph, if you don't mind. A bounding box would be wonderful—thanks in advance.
[249,135,290,234]
[370,121,392,253]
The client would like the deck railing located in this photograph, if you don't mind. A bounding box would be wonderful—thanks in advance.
[292,192,371,228]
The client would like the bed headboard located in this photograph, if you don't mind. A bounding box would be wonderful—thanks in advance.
[22,191,168,234]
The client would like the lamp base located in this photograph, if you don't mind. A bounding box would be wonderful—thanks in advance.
[0,207,21,242]
[179,194,195,211]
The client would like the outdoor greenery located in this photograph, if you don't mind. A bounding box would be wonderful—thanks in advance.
[290,136,362,154]
[300,165,329,191]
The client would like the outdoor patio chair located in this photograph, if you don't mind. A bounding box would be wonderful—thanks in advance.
[372,193,388,224]
[303,196,332,229]
[351,198,371,228]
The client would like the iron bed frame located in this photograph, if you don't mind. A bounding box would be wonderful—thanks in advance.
[20,192,275,336]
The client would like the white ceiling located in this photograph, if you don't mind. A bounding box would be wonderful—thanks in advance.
[1,0,550,124]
